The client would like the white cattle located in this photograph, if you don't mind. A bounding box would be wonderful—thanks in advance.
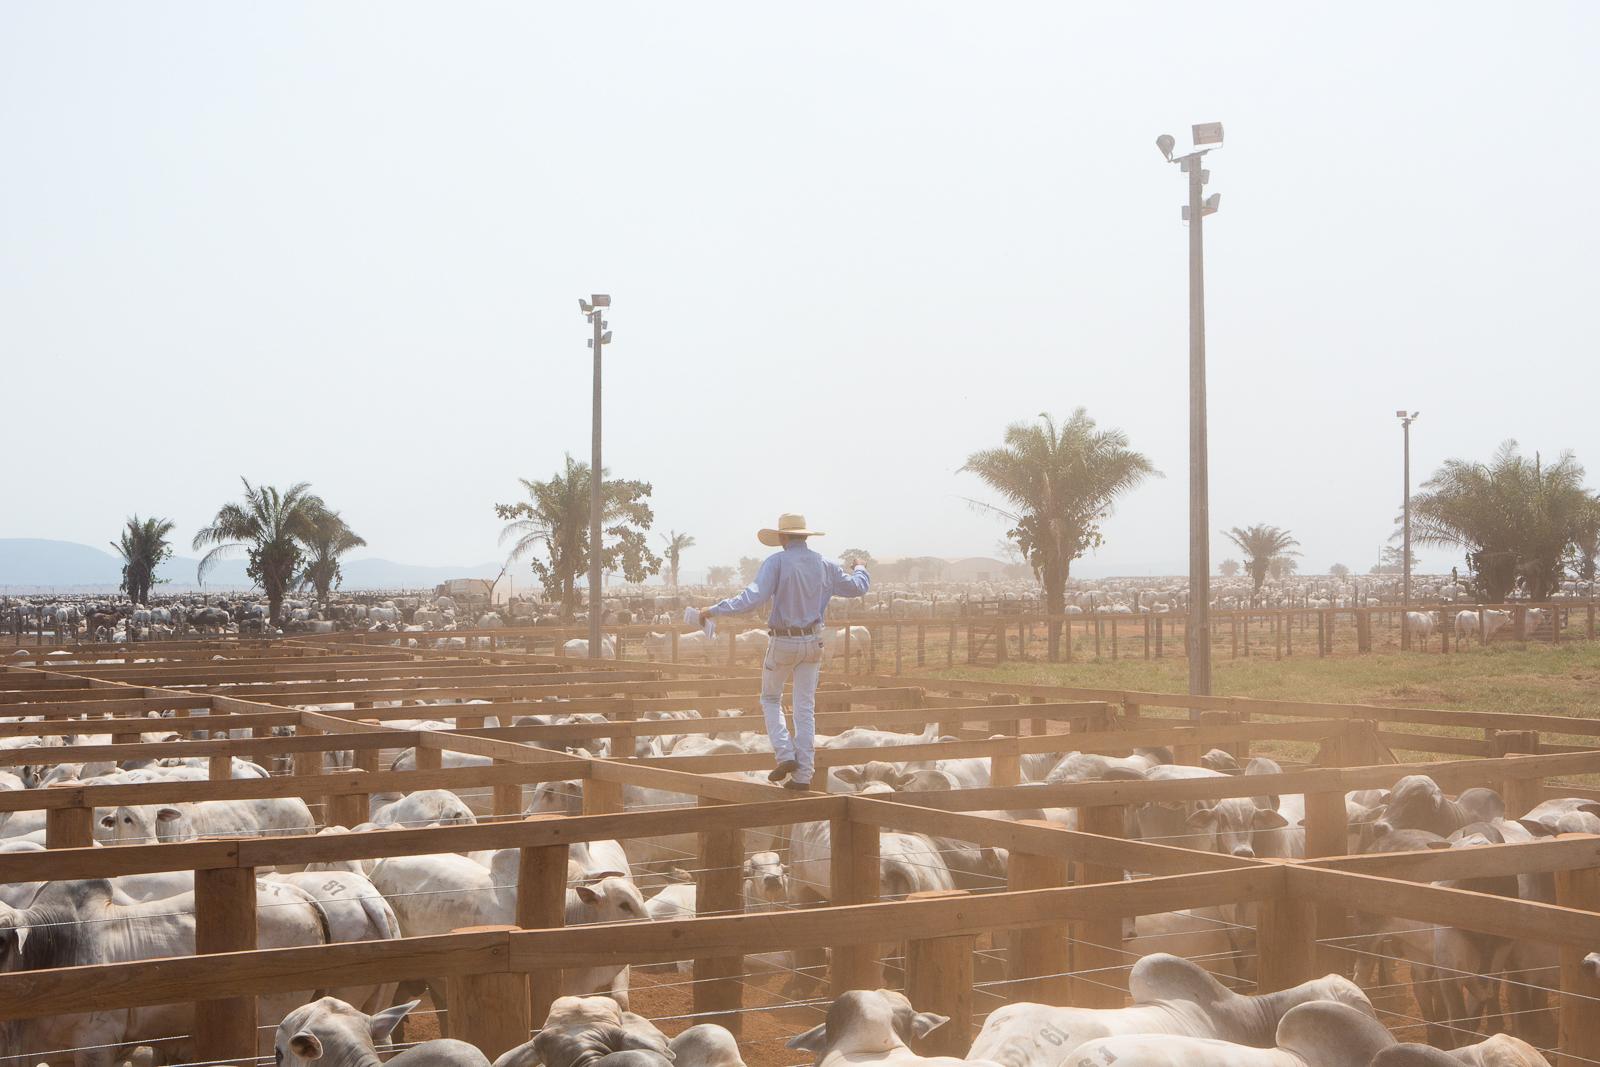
[369,788,478,828]
[1066,1000,1392,1067]
[563,636,617,659]
[670,1024,748,1067]
[820,625,872,665]
[95,796,315,844]
[265,870,404,1012]
[0,878,331,1061]
[370,850,647,1005]
[1371,1035,1552,1067]
[1406,611,1437,642]
[276,997,489,1067]
[493,995,673,1067]
[967,954,1373,1067]
[1455,609,1511,644]
[788,988,981,1067]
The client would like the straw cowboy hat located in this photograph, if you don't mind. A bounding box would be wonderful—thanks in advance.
[758,513,826,547]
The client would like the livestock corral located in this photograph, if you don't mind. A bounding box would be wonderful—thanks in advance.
[0,633,1598,1067]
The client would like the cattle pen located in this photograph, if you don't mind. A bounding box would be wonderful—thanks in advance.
[3,635,1600,1067]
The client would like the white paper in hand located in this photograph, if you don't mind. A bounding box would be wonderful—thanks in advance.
[684,606,716,638]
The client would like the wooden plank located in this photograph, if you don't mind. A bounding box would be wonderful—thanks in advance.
[194,865,259,1061]
[446,926,531,1058]
[693,798,744,1034]
[904,894,975,1058]
[1556,859,1600,1067]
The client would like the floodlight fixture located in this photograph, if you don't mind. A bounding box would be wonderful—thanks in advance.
[1157,133,1175,161]
[1192,122,1224,146]
[1395,409,1407,418]
[591,294,611,307]
[601,331,612,344]
[1203,193,1220,215]
[579,298,593,314]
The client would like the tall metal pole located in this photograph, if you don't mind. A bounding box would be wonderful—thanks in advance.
[1402,417,1412,640]
[589,308,604,658]
[1185,154,1212,699]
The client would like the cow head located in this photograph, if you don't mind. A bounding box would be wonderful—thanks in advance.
[276,996,417,1066]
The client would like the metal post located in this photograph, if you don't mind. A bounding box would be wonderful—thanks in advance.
[1398,410,1417,650]
[589,307,604,658]
[1187,154,1211,702]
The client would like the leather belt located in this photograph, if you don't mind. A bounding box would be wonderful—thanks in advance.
[768,625,820,637]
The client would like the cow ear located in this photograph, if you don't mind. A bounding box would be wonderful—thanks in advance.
[834,767,862,785]
[910,1011,949,1038]
[156,807,183,823]
[289,1032,325,1059]
[786,1022,829,1052]
[574,884,601,904]
[368,1000,417,1042]
[892,772,916,790]
[1517,819,1552,837]
[743,858,756,878]
[1378,791,1393,805]
[1186,808,1218,828]
[1252,809,1290,830]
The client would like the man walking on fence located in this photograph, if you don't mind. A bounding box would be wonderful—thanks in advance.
[698,513,870,791]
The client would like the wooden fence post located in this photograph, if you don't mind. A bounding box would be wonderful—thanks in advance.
[583,770,625,815]
[1303,789,1351,974]
[695,797,744,1034]
[1256,884,1317,992]
[1556,861,1600,1067]
[917,624,925,667]
[194,865,258,1062]
[905,890,976,1058]
[518,834,570,1027]
[1007,823,1070,1003]
[1072,805,1125,1007]
[414,744,443,771]
[1488,731,1544,818]
[45,803,94,849]
[830,814,880,993]
[493,759,525,818]
[446,926,531,1058]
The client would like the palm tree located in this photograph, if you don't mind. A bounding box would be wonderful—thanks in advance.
[298,508,367,605]
[660,530,696,589]
[495,454,661,619]
[1411,441,1590,600]
[111,515,175,605]
[706,565,736,586]
[1223,525,1300,597]
[192,480,325,623]
[962,409,1158,660]
[1219,559,1241,578]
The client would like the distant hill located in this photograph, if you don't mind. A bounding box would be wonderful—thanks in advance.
[0,538,500,593]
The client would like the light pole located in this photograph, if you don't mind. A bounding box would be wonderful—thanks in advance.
[1158,122,1223,701]
[580,294,613,658]
[1397,410,1418,648]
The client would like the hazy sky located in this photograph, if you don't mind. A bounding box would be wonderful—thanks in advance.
[4,3,1596,583]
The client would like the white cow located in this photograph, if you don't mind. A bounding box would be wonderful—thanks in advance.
[0,878,331,1061]
[1455,609,1511,645]
[1371,1035,1552,1066]
[967,954,1373,1067]
[276,997,488,1067]
[369,788,478,828]
[265,870,404,1012]
[1066,1000,1393,1067]
[95,796,315,844]
[370,850,648,1005]
[788,988,982,1067]
[563,637,617,659]
[1406,611,1437,642]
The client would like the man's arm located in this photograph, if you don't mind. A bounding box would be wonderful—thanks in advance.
[829,560,871,598]
[705,555,778,617]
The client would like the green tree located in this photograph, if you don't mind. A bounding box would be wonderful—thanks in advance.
[738,556,762,584]
[840,548,876,568]
[706,565,736,586]
[962,409,1158,660]
[495,454,661,619]
[298,507,366,605]
[192,480,325,622]
[1219,559,1241,578]
[1369,544,1418,575]
[112,515,175,605]
[660,530,696,589]
[1223,524,1300,596]
[1268,556,1299,581]
[1571,495,1600,583]
[1411,441,1591,600]
[1329,562,1351,579]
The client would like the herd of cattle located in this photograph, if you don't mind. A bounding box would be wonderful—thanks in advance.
[0,688,1580,1065]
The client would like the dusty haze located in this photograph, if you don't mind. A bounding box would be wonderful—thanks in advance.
[2,3,1595,581]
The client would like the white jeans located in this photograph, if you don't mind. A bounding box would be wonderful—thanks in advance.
[761,633,824,782]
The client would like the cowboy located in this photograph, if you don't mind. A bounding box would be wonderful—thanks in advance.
[699,513,870,791]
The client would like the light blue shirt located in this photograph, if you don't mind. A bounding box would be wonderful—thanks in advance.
[706,542,870,629]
